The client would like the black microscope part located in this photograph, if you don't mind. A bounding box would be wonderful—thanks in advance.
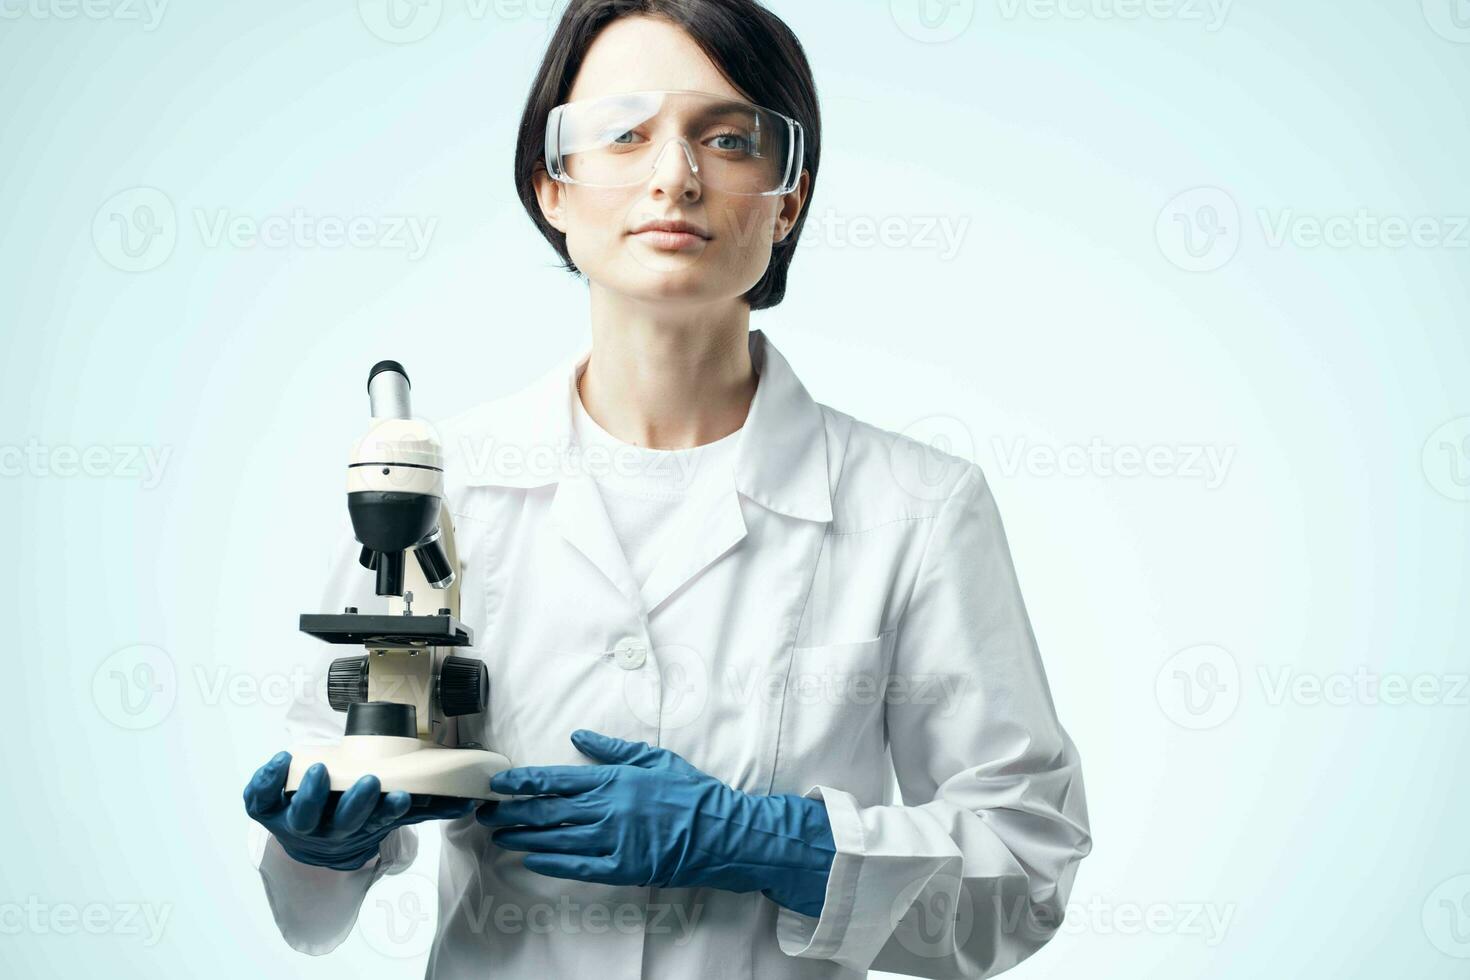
[345,701,417,738]
[367,360,409,391]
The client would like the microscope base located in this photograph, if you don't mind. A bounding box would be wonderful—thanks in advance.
[284,736,513,802]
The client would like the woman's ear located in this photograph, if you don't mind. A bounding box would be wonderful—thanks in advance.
[533,167,568,234]
[773,169,810,243]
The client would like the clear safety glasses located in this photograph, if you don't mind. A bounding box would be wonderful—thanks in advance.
[545,89,804,197]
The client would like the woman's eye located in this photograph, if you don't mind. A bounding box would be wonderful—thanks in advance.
[607,129,643,145]
[707,132,752,153]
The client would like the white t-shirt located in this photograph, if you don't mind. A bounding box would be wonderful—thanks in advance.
[570,377,743,590]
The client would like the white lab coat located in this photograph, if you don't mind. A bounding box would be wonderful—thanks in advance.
[254,328,1091,979]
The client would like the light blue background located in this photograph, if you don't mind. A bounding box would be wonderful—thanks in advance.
[2,0,1468,975]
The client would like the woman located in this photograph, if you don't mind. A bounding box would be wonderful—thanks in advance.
[243,2,1091,978]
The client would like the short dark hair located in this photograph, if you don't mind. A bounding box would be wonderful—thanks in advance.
[513,0,821,310]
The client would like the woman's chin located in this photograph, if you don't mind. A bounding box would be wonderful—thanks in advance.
[613,257,723,299]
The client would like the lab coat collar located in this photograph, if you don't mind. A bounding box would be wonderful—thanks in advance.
[456,329,833,525]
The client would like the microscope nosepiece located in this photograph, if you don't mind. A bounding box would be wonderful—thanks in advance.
[414,531,456,590]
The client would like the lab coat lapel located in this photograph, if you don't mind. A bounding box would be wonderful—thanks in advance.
[639,330,832,616]
[639,483,748,617]
[455,329,833,620]
[549,471,645,612]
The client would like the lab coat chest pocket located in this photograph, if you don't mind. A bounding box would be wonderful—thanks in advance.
[771,629,897,794]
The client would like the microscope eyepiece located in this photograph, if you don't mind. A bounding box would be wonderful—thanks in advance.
[367,361,413,420]
[367,360,409,390]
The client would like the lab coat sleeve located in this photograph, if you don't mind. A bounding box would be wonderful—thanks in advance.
[775,463,1092,977]
[250,512,422,955]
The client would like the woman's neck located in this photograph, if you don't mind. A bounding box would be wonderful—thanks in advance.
[580,291,757,450]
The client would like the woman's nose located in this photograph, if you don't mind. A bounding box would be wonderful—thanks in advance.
[647,138,702,200]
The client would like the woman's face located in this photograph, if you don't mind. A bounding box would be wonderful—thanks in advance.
[534,16,809,309]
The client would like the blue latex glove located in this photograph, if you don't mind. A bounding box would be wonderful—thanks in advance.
[477,730,836,918]
[244,751,474,871]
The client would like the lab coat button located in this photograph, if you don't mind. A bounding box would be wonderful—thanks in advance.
[613,638,647,670]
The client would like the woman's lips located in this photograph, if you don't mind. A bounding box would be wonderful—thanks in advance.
[631,229,709,251]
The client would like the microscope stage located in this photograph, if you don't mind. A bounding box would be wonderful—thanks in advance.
[299,612,472,646]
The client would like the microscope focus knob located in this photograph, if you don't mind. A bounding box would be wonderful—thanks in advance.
[439,656,489,717]
[327,656,370,712]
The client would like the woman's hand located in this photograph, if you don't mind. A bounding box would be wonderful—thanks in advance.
[477,731,836,918]
[244,752,474,871]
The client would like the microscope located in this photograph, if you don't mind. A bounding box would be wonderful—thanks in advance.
[284,361,511,802]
